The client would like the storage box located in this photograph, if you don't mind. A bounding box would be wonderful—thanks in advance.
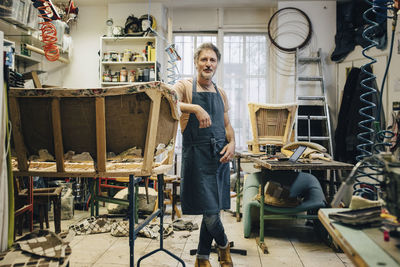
[0,0,30,25]
[49,195,74,221]
[26,3,39,30]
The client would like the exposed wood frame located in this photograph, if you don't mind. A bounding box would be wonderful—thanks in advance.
[8,97,28,171]
[142,90,162,174]
[95,97,107,172]
[51,98,65,172]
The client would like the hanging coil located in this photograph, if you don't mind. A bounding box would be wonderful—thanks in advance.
[353,0,397,199]
[373,0,397,153]
[36,0,60,62]
[165,44,181,85]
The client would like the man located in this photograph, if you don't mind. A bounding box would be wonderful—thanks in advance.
[173,43,235,267]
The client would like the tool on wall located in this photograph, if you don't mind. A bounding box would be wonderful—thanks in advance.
[31,0,61,62]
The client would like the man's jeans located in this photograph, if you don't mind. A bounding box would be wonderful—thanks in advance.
[197,213,228,257]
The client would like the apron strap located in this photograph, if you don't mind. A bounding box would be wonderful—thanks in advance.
[193,77,197,93]
[193,77,222,97]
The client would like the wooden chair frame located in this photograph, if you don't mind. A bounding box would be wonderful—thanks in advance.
[9,82,179,178]
[247,102,297,154]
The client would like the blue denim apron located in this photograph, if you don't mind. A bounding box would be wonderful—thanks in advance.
[181,78,230,215]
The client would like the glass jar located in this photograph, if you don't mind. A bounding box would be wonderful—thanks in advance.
[103,52,110,61]
[120,67,127,82]
[112,72,120,82]
[103,71,111,82]
[129,70,136,82]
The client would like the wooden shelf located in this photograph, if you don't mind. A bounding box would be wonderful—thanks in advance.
[100,36,157,85]
[101,61,155,65]
[101,36,156,44]
[15,53,40,67]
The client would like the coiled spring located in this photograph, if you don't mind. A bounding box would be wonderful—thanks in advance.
[353,0,397,199]
[36,0,60,61]
[165,44,181,85]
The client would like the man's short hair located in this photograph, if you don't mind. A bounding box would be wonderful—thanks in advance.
[194,43,221,62]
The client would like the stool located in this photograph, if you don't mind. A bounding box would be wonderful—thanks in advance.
[151,175,181,220]
[33,187,62,233]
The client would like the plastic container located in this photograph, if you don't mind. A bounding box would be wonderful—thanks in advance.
[149,66,155,81]
[143,67,149,82]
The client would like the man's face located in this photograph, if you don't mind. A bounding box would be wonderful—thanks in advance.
[195,49,218,80]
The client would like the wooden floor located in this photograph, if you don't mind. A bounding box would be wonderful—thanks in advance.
[35,203,354,267]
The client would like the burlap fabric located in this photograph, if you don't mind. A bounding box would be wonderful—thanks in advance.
[254,181,301,207]
[0,230,74,267]
[69,216,174,239]
[110,220,174,239]
[69,216,116,235]
[110,220,129,237]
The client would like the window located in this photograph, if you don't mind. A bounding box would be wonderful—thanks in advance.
[173,33,269,151]
[173,34,217,150]
[174,34,217,80]
[223,33,269,150]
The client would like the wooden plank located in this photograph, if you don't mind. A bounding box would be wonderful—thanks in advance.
[319,209,400,267]
[282,110,292,143]
[239,153,353,171]
[165,121,178,165]
[142,90,162,174]
[8,97,28,171]
[31,71,42,88]
[95,97,106,172]
[51,98,65,172]
[248,104,258,143]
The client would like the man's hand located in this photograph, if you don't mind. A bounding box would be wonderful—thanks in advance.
[219,142,235,163]
[195,105,212,128]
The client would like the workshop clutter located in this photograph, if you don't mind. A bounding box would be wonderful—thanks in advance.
[102,42,155,62]
[49,182,75,221]
[102,66,155,83]
[124,14,157,34]
[102,42,156,83]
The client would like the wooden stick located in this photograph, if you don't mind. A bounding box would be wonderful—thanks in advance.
[8,97,28,171]
[95,97,107,172]
[24,44,70,64]
[142,90,161,174]
[51,98,65,172]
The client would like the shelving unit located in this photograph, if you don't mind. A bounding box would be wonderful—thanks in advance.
[99,36,157,87]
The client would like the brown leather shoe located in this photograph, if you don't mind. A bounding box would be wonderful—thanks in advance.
[195,258,212,267]
[218,243,233,267]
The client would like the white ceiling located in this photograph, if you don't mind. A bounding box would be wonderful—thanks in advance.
[73,0,332,8]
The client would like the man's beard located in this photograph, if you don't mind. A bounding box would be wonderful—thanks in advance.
[199,69,215,80]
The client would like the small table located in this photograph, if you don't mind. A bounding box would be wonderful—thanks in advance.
[319,208,400,267]
[235,151,353,252]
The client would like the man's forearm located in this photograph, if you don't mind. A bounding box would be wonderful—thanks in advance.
[179,102,199,114]
[226,124,235,145]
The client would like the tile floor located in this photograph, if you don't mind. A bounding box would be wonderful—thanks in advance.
[38,203,354,267]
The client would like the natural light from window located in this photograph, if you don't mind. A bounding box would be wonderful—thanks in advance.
[173,33,269,151]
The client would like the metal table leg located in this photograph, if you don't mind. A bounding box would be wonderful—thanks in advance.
[256,170,269,254]
[129,174,185,267]
[236,156,241,222]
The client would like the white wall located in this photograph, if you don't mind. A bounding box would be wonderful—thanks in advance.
[276,1,337,122]
[172,8,219,31]
[64,2,166,88]
[64,5,107,88]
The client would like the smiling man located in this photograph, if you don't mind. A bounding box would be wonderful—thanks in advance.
[173,43,235,267]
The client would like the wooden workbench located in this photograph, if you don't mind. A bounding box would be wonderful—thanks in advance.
[319,208,400,267]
